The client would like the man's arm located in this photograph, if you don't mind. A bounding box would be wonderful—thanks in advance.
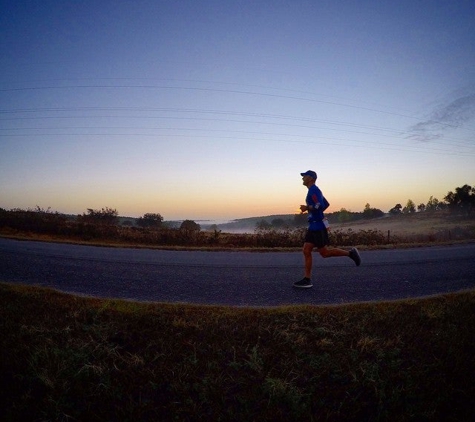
[300,186,324,213]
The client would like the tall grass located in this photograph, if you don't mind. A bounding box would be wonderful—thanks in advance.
[1,282,474,421]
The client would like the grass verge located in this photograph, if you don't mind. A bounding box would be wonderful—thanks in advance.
[1,282,474,421]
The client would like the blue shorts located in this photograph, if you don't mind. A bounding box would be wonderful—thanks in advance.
[304,229,329,248]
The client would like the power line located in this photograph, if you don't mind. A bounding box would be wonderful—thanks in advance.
[0,83,457,128]
[1,130,473,157]
[2,82,473,156]
[1,108,473,149]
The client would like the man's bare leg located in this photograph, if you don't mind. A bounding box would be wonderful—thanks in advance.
[303,242,314,278]
[318,246,361,266]
[317,246,349,258]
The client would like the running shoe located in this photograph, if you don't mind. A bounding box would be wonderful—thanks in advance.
[349,248,361,266]
[293,277,313,288]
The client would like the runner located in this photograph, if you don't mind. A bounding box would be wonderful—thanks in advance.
[294,170,361,289]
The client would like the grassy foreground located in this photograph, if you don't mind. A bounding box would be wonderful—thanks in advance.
[1,283,474,421]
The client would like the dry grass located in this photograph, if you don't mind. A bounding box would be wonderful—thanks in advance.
[1,282,474,421]
[333,211,474,236]
[330,212,475,247]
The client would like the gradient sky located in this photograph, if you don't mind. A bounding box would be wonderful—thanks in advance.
[1,0,474,221]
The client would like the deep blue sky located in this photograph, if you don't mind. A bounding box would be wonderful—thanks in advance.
[1,0,474,220]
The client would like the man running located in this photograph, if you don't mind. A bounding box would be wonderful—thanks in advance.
[294,170,361,288]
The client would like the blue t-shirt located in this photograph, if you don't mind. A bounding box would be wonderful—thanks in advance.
[306,184,326,230]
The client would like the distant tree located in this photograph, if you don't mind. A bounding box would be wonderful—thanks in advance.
[363,203,385,219]
[361,203,369,218]
[444,184,475,216]
[426,196,441,212]
[180,220,200,233]
[338,208,352,223]
[137,213,164,228]
[444,191,456,207]
[403,199,416,214]
[389,204,402,215]
[417,203,426,212]
[79,207,118,225]
[33,205,52,214]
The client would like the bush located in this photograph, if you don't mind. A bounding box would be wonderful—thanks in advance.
[78,207,119,225]
[0,207,67,235]
[330,229,388,246]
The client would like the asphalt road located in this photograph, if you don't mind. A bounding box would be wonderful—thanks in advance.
[1,238,474,307]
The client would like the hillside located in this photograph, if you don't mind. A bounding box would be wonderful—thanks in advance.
[205,214,295,232]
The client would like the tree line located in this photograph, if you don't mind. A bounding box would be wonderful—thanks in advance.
[77,209,200,232]
[255,184,475,230]
[0,183,473,237]
[388,184,475,216]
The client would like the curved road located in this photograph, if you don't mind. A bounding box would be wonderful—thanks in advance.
[1,238,474,306]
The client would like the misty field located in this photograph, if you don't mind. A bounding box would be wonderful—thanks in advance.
[330,211,475,246]
[334,211,472,235]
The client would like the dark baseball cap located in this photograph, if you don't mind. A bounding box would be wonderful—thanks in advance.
[300,170,317,179]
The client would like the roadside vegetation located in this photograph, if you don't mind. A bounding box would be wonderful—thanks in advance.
[1,283,474,421]
[0,208,474,250]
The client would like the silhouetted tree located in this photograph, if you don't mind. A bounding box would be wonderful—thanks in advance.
[137,213,164,228]
[180,220,200,233]
[338,208,352,222]
[79,207,118,225]
[389,204,402,215]
[363,203,385,219]
[403,199,416,214]
[426,196,441,212]
[444,184,475,216]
